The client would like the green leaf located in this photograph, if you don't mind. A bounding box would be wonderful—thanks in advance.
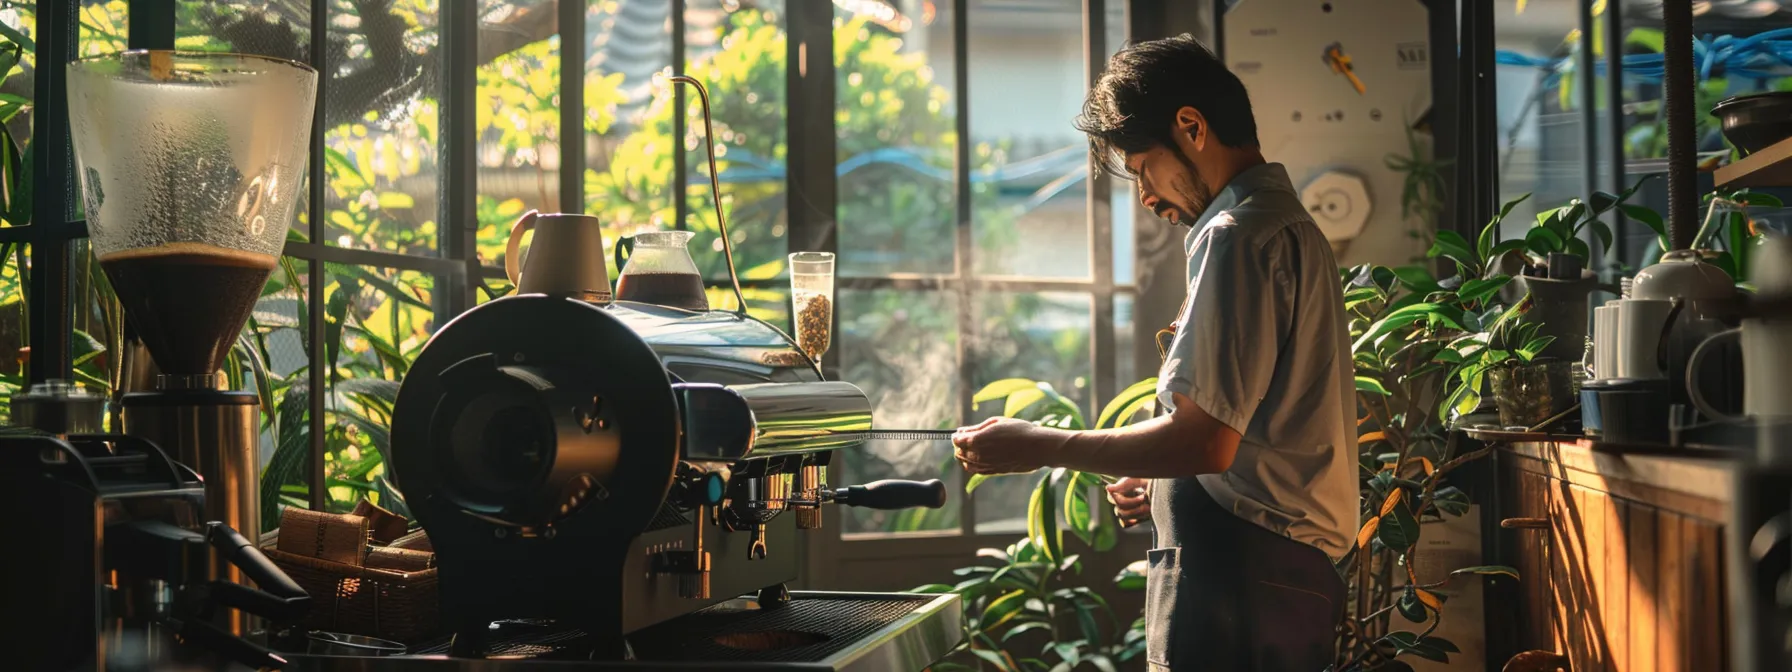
[1430,486,1472,516]
[1457,276,1512,304]
[1356,376,1393,396]
[1423,636,1461,654]
[1114,560,1147,591]
[1377,499,1421,550]
[966,473,992,494]
[1738,192,1784,208]
[1028,474,1062,564]
[0,20,35,52]
[1449,565,1520,580]
[975,378,1039,403]
[1392,266,1441,293]
[1064,474,1094,546]
[1397,588,1428,623]
[1589,219,1615,254]
[1525,226,1565,254]
[1003,387,1048,417]
[1002,621,1052,643]
[1621,204,1666,238]
[981,589,1029,630]
[1096,377,1158,429]
[910,583,955,594]
[1488,238,1528,260]
[1426,230,1478,272]
[1565,236,1591,261]
[8,140,31,227]
[1590,190,1622,214]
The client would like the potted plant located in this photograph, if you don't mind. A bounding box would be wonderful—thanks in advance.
[1453,179,1649,363]
[917,378,1159,672]
[1337,262,1521,670]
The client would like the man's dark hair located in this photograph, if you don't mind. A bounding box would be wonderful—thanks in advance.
[1074,34,1258,179]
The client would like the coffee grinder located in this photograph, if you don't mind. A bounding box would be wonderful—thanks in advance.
[67,50,317,608]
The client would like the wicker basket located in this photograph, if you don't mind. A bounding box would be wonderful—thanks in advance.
[264,546,440,643]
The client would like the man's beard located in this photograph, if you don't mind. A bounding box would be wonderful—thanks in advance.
[1161,151,1214,227]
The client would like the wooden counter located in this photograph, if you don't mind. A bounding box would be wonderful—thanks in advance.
[1483,436,1739,672]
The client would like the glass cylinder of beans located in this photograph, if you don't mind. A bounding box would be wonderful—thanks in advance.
[790,252,835,361]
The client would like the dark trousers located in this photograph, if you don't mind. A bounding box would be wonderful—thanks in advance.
[1145,484,1346,671]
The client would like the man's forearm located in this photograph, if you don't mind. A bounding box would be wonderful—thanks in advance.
[1047,396,1239,478]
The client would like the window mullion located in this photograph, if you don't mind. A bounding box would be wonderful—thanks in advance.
[560,0,586,215]
[953,0,975,536]
[306,0,330,512]
[1087,0,1116,411]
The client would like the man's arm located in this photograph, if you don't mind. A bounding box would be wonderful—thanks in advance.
[1053,391,1241,477]
[953,391,1241,479]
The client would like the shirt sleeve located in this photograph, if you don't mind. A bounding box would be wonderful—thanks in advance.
[1158,222,1292,435]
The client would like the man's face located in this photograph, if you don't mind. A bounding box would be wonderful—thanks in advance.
[1124,145,1213,226]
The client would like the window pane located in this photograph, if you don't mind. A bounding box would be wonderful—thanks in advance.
[324,0,442,255]
[683,2,788,283]
[971,291,1090,534]
[580,0,674,273]
[1115,291,1138,391]
[476,1,561,270]
[176,2,315,57]
[251,258,311,531]
[3,7,30,227]
[1495,0,1589,241]
[838,288,961,535]
[321,265,438,516]
[968,0,1088,279]
[834,1,958,277]
[0,242,24,421]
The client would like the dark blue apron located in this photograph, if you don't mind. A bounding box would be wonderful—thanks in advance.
[1145,478,1345,671]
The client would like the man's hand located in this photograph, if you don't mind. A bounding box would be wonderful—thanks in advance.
[1105,477,1151,527]
[952,417,1068,476]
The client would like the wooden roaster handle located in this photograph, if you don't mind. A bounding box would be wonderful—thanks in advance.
[1500,517,1552,530]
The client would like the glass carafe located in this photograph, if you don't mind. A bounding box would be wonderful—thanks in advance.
[614,230,709,311]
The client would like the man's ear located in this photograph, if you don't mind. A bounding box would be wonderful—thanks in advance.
[1174,106,1207,153]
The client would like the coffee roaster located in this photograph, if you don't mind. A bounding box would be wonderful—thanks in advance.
[287,76,960,669]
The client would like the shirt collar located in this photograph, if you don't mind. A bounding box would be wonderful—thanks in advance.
[1185,162,1296,255]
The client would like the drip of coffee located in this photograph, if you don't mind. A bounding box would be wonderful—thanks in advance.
[615,272,709,312]
[100,242,277,376]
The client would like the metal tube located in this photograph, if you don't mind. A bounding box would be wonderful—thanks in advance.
[668,77,747,315]
[1663,0,1696,251]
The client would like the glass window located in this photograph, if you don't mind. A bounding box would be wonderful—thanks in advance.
[834,1,958,277]
[0,242,24,421]
[476,1,562,268]
[324,0,442,255]
[320,265,437,514]
[683,1,788,298]
[1494,0,1592,241]
[250,258,311,531]
[968,0,1089,280]
[838,287,961,535]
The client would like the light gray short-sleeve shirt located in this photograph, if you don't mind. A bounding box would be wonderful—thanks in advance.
[1153,162,1358,560]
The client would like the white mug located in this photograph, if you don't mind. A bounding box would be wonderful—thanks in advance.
[1616,298,1679,380]
[1688,317,1792,421]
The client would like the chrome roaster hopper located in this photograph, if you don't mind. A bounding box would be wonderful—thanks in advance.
[374,295,959,667]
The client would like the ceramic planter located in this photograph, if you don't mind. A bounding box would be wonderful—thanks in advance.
[1517,272,1598,363]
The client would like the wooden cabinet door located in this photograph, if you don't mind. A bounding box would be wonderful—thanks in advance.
[1541,479,1728,672]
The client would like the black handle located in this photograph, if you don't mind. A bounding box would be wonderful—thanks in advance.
[614,235,634,276]
[206,522,310,622]
[833,479,947,510]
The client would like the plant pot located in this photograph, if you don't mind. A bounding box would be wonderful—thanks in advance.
[1488,360,1578,429]
[1518,272,1598,363]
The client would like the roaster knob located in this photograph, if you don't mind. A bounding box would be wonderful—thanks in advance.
[672,464,727,509]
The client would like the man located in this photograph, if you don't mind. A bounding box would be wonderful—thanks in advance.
[952,35,1357,671]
